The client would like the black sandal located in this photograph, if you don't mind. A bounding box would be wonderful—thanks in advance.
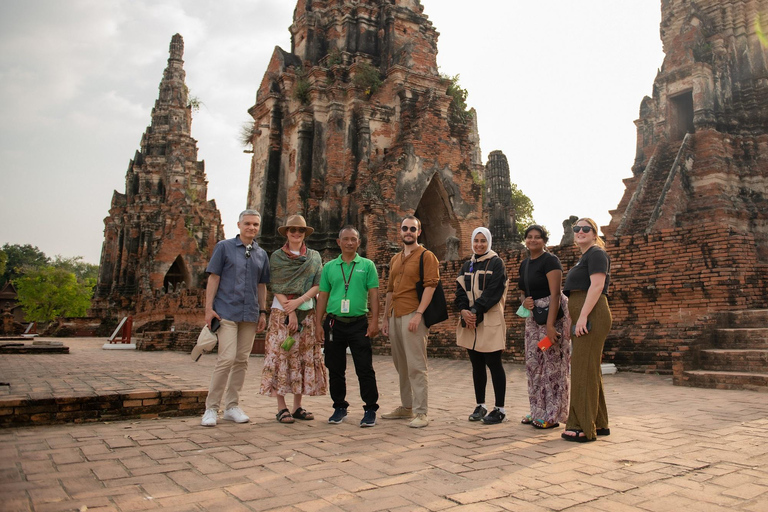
[561,429,595,443]
[276,408,294,423]
[292,407,314,420]
[596,428,611,436]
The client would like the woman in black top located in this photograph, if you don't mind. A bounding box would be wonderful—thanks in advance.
[518,225,571,430]
[561,217,612,442]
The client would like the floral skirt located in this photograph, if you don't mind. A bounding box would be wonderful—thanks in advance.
[524,293,571,423]
[260,309,327,397]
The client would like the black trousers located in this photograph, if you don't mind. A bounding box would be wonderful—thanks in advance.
[468,349,506,408]
[323,316,379,411]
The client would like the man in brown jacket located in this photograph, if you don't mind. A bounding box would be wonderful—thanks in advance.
[380,215,439,428]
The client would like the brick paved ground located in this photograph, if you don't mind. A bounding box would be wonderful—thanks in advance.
[1,337,767,511]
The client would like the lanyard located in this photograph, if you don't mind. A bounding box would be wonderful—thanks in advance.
[339,261,357,298]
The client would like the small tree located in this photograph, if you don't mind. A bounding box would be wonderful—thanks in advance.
[51,255,98,283]
[443,74,473,127]
[15,266,95,322]
[1,243,49,286]
[510,183,537,238]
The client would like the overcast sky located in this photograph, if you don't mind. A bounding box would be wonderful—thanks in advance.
[0,0,663,265]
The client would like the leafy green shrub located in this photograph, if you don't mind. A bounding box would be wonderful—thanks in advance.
[353,62,383,97]
[443,74,473,127]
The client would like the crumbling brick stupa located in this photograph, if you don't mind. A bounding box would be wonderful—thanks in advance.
[244,0,494,262]
[600,0,768,387]
[91,34,224,330]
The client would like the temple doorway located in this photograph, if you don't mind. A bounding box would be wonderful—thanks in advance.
[669,91,694,141]
[163,255,190,292]
[414,173,458,260]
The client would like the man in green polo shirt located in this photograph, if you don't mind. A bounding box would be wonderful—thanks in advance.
[315,225,381,427]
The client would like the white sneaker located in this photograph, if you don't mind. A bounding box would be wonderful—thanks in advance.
[408,413,429,428]
[223,406,250,423]
[201,408,218,427]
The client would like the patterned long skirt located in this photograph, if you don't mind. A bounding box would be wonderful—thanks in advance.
[260,309,327,397]
[524,293,571,424]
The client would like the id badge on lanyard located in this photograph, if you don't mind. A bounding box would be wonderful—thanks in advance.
[340,261,356,314]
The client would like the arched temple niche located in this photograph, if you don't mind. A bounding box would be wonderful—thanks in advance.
[163,255,190,292]
[414,173,458,261]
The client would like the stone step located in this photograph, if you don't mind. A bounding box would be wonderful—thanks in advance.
[681,370,768,391]
[699,349,768,373]
[714,327,768,348]
[718,309,768,328]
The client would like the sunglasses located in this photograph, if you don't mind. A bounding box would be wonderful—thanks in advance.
[572,225,593,233]
[401,226,418,233]
[245,244,253,258]
[288,227,306,234]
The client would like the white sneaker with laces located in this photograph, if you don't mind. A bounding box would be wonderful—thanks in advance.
[223,406,250,423]
[201,408,218,427]
[408,413,429,428]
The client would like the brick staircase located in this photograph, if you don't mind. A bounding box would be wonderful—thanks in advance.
[680,309,768,391]
[619,142,677,234]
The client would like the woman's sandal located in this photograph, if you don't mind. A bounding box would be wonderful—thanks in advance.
[521,414,533,425]
[292,407,314,421]
[561,429,596,443]
[532,419,560,429]
[276,408,295,423]
[596,428,611,436]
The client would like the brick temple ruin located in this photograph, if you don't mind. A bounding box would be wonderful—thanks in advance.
[243,0,509,261]
[91,34,224,331]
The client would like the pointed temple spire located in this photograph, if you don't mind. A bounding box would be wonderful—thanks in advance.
[91,34,223,328]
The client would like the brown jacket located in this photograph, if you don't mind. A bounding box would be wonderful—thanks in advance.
[386,245,439,317]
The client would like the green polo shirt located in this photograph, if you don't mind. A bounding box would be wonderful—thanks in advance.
[319,253,379,317]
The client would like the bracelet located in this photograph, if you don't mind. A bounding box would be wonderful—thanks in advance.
[259,310,267,315]
[415,311,423,315]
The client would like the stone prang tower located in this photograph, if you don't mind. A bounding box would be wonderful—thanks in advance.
[484,150,518,249]
[245,0,486,261]
[92,34,223,328]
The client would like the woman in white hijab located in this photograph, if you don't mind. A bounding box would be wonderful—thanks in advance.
[454,227,509,425]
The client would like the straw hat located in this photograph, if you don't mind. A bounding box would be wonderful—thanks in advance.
[277,214,315,237]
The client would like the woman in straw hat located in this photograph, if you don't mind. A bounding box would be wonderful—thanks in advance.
[260,215,327,423]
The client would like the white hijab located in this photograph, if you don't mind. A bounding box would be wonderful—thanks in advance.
[471,227,492,256]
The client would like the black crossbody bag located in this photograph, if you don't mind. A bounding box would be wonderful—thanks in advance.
[416,250,449,327]
[524,255,564,326]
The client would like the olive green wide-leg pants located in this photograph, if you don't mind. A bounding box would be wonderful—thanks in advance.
[566,291,612,440]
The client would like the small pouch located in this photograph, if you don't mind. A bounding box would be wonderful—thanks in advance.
[537,336,553,351]
[281,335,296,351]
[516,304,531,318]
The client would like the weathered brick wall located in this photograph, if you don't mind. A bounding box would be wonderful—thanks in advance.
[603,224,768,373]
[130,289,206,332]
[137,330,198,352]
[0,389,207,427]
